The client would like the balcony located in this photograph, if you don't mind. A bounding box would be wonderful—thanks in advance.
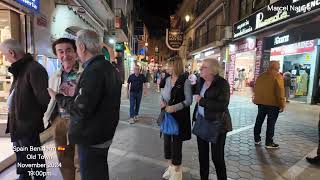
[114,8,128,42]
[194,26,225,50]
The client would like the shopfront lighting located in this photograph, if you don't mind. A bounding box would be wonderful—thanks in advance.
[185,15,190,22]
[145,42,148,47]
[109,38,115,44]
[204,50,214,57]
[229,44,236,52]
[194,54,201,60]
[246,37,255,43]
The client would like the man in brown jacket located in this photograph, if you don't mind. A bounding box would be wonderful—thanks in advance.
[253,61,285,149]
[0,39,50,180]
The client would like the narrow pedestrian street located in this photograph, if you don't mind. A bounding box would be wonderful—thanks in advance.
[0,84,319,180]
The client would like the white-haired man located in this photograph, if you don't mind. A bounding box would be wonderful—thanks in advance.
[48,30,122,180]
[0,39,50,180]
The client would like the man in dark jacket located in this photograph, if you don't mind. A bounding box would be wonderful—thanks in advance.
[306,116,320,165]
[0,39,50,180]
[48,30,122,180]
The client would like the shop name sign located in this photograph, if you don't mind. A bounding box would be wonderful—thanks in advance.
[274,35,290,45]
[233,0,320,38]
[271,40,315,56]
[16,0,39,12]
[166,29,184,51]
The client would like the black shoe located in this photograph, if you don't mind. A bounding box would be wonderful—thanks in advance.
[265,142,279,149]
[306,156,320,165]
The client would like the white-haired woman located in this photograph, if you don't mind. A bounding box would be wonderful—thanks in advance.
[193,59,232,180]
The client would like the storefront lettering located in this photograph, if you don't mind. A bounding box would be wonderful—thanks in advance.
[237,20,249,30]
[256,11,290,29]
[16,0,39,12]
[274,35,290,45]
[271,40,315,56]
[234,26,253,38]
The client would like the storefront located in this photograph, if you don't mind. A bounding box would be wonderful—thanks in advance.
[268,39,319,103]
[227,38,263,97]
[230,0,320,103]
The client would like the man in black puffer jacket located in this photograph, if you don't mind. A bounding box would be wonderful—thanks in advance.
[0,39,50,180]
[48,30,122,180]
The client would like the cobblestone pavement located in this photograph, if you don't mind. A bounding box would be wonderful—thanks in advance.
[0,84,319,180]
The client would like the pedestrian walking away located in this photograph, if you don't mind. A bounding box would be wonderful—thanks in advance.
[193,58,232,180]
[283,71,292,103]
[43,38,82,180]
[48,29,122,180]
[0,39,50,180]
[127,65,148,124]
[160,56,193,180]
[253,61,285,149]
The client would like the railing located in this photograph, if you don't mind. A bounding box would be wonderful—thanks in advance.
[193,26,225,50]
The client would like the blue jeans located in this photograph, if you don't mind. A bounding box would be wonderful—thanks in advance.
[78,145,110,180]
[130,91,142,118]
[254,105,280,144]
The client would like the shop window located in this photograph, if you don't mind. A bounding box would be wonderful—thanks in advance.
[208,10,224,43]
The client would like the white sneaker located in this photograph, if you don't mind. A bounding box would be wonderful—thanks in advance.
[169,169,182,180]
[134,116,139,122]
[162,166,173,179]
[128,118,135,124]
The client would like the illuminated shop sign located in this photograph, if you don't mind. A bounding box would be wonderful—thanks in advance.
[271,40,315,56]
[16,0,39,12]
[274,35,290,45]
[233,0,320,38]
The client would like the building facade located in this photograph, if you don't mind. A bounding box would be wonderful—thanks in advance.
[228,0,320,104]
[176,0,233,74]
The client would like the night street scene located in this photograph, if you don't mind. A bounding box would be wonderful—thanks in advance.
[0,0,320,180]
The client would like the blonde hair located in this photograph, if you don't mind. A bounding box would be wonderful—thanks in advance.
[168,56,184,76]
[203,58,220,75]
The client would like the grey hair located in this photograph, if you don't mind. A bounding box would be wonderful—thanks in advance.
[203,58,221,75]
[0,39,24,55]
[76,29,101,55]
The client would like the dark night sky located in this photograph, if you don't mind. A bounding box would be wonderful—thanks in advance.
[138,0,183,37]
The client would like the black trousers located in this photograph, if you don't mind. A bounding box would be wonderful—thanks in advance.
[254,104,280,144]
[78,145,110,180]
[318,119,320,156]
[13,134,46,180]
[197,134,227,180]
[163,134,183,165]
